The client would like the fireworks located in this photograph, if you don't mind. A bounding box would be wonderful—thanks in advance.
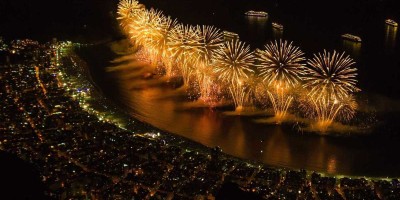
[167,24,201,60]
[194,26,224,103]
[158,16,179,77]
[213,40,254,83]
[304,50,359,100]
[128,9,164,51]
[195,63,220,104]
[116,0,362,132]
[267,88,294,122]
[302,50,359,131]
[256,40,305,87]
[166,24,202,85]
[256,40,305,122]
[213,40,255,110]
[301,94,357,132]
[117,0,141,14]
[117,0,144,33]
[197,26,224,65]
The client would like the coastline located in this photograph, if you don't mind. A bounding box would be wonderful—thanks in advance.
[1,35,398,200]
[71,40,397,181]
[1,0,399,197]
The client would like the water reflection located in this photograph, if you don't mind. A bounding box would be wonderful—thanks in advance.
[245,16,268,45]
[262,127,291,167]
[192,110,222,143]
[384,24,398,52]
[98,51,400,177]
[272,26,283,39]
[327,156,337,174]
[342,40,361,59]
[246,16,268,26]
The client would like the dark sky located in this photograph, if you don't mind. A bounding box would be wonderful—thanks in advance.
[1,0,399,42]
[0,0,120,42]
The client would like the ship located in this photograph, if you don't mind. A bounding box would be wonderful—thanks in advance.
[223,31,239,41]
[385,19,398,27]
[341,34,362,42]
[272,22,284,30]
[245,10,268,17]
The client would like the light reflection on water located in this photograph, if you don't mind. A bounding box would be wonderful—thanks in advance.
[86,2,400,177]
[342,40,361,60]
[384,24,398,52]
[245,16,268,46]
[272,26,283,39]
[245,16,268,26]
[103,57,398,177]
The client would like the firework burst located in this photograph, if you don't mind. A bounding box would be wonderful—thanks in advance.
[213,40,255,110]
[303,50,359,131]
[167,24,202,86]
[129,9,170,66]
[116,0,362,132]
[194,63,219,104]
[214,40,254,83]
[256,40,305,87]
[197,25,224,65]
[158,16,179,77]
[167,24,202,61]
[129,9,164,46]
[194,25,224,102]
[117,0,144,33]
[304,50,359,100]
[301,94,357,132]
[256,40,305,122]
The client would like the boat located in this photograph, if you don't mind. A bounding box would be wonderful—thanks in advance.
[385,19,398,27]
[245,10,268,17]
[272,22,284,30]
[341,34,362,42]
[223,31,239,40]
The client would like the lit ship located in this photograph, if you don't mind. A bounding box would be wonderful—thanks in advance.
[223,31,239,41]
[341,34,362,42]
[272,22,284,30]
[385,19,398,27]
[245,10,268,17]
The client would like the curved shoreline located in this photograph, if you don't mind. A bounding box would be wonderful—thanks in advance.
[74,41,398,180]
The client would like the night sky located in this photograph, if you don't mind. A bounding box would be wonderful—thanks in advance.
[1,0,399,42]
